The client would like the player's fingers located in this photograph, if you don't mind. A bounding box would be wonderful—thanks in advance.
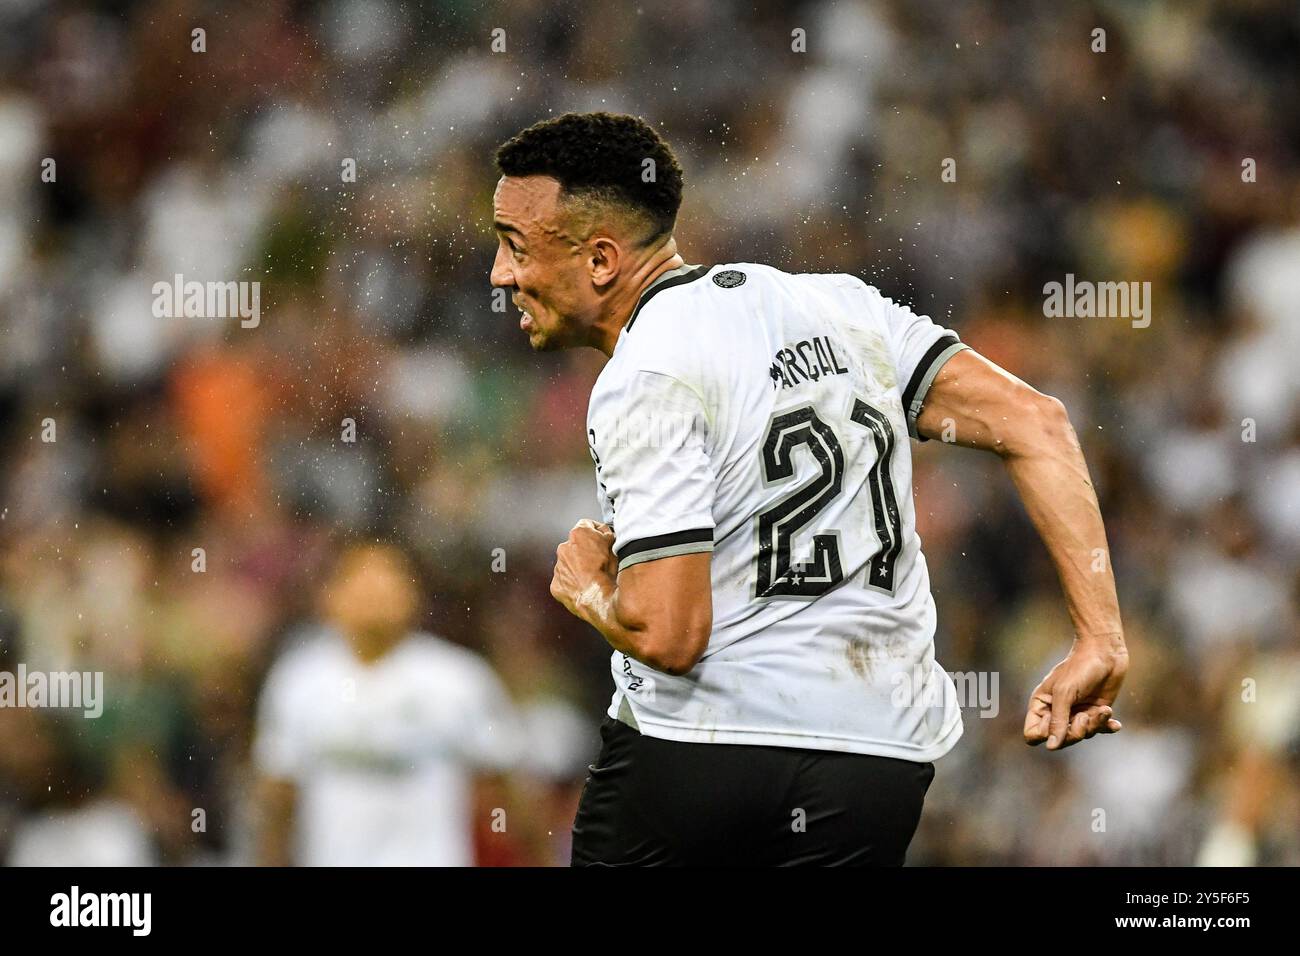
[1078,703,1111,733]
[1065,709,1097,746]
[1058,705,1115,749]
[554,540,575,576]
[1052,712,1095,751]
[570,524,615,548]
[1023,669,1057,745]
[1023,695,1051,745]
[1023,713,1045,744]
[1046,686,1076,750]
[1100,717,1123,734]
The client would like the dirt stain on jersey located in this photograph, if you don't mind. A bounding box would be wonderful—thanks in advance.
[844,638,874,681]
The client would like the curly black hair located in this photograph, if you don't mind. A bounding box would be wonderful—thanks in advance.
[495,112,684,246]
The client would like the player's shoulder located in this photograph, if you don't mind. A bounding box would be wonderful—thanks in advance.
[600,263,885,393]
[621,262,725,340]
[774,267,885,307]
[757,267,914,330]
[396,632,500,685]
[613,262,775,366]
[260,625,349,700]
[625,262,874,334]
[627,262,787,324]
[270,625,343,668]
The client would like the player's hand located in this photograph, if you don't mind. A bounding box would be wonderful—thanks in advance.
[1023,633,1128,751]
[550,519,617,617]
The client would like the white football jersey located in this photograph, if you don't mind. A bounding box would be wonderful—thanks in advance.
[253,628,521,866]
[586,262,970,761]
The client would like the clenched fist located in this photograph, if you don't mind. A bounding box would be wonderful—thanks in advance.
[550,519,618,618]
[1024,633,1128,751]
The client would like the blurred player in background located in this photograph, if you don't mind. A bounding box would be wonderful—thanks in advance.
[253,542,521,866]
[491,112,1129,866]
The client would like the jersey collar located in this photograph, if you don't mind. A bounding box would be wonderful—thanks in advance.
[624,263,711,333]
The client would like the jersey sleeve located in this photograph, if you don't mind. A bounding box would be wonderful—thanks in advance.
[868,286,970,441]
[588,369,717,572]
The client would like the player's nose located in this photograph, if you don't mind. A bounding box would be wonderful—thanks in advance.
[490,244,515,289]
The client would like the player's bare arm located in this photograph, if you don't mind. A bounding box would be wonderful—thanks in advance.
[255,775,297,867]
[915,349,1129,752]
[550,519,712,676]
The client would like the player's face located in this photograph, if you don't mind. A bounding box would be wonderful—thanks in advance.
[491,175,596,351]
[324,545,418,641]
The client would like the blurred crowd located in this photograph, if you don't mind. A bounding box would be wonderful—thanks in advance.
[0,0,1297,865]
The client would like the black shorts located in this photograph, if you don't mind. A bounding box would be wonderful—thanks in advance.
[571,715,936,866]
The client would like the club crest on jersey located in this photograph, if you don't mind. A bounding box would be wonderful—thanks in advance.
[712,269,746,288]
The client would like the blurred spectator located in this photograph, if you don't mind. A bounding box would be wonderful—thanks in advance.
[252,542,522,866]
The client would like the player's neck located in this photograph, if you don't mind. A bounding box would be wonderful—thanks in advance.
[591,240,685,356]
[346,627,406,665]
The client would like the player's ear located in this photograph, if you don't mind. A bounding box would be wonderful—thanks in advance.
[587,234,622,289]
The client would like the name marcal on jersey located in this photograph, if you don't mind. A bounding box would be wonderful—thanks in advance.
[769,335,850,390]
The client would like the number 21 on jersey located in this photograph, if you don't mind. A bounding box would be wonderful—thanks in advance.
[755,397,902,599]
